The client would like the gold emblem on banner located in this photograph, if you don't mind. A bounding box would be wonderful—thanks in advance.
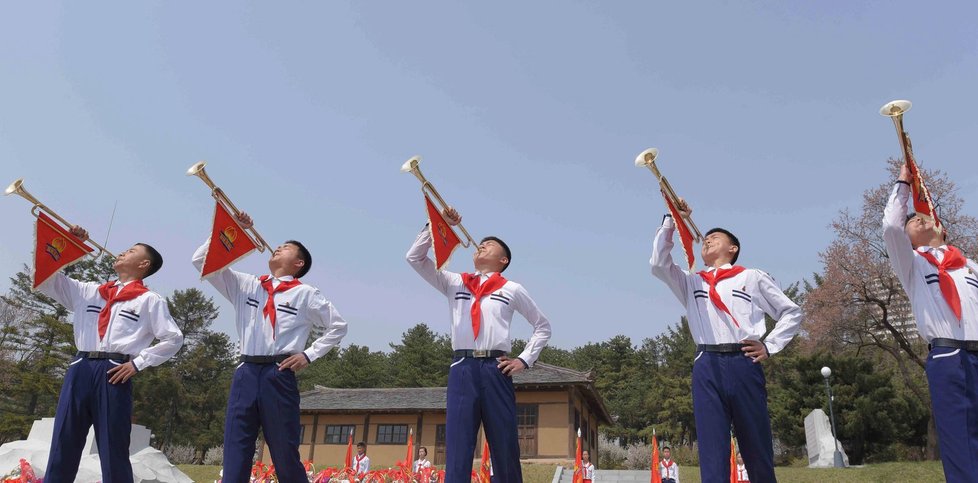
[219,226,238,251]
[46,237,67,261]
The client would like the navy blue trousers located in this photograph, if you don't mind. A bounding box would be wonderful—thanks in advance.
[445,357,522,483]
[926,347,978,483]
[692,351,776,483]
[44,357,133,483]
[223,362,305,483]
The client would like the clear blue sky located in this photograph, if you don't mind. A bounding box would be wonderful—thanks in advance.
[2,1,977,351]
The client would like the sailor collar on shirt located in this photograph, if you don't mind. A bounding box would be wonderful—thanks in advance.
[266,275,296,283]
[916,245,948,254]
[704,263,734,273]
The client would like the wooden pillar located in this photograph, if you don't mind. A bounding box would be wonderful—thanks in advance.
[308,413,320,461]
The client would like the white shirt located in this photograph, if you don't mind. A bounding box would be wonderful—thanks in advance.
[659,459,679,481]
[354,454,370,474]
[413,458,432,472]
[736,463,749,481]
[883,183,978,341]
[651,216,803,354]
[37,273,184,371]
[407,227,552,366]
[582,462,595,479]
[193,241,348,361]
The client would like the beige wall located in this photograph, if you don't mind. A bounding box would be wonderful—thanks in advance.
[263,387,604,466]
[263,412,432,468]
[518,390,570,458]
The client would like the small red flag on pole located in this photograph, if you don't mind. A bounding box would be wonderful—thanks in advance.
[405,427,414,469]
[730,436,738,483]
[574,428,584,483]
[650,428,662,483]
[345,428,354,470]
[479,438,491,483]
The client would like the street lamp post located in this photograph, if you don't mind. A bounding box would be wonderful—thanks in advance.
[821,366,845,468]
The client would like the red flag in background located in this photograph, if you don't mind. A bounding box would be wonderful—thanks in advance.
[200,201,258,278]
[573,428,584,483]
[650,430,661,483]
[730,437,738,483]
[344,428,354,470]
[32,212,94,290]
[424,194,462,270]
[405,427,414,469]
[663,194,696,270]
[906,155,943,233]
[479,438,491,483]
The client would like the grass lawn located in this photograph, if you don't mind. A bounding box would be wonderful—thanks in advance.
[179,461,947,482]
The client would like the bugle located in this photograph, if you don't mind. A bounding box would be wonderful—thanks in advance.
[401,156,477,247]
[5,178,115,258]
[187,161,273,252]
[634,148,704,242]
[879,99,942,232]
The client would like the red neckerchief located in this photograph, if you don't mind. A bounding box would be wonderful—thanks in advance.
[697,265,747,327]
[259,275,302,335]
[97,280,148,340]
[918,245,967,322]
[461,272,508,339]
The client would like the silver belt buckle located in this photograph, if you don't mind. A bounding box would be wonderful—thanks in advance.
[472,350,490,358]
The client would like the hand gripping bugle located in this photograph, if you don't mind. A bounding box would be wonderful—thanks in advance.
[5,178,116,258]
[634,148,704,242]
[186,161,273,252]
[401,156,477,247]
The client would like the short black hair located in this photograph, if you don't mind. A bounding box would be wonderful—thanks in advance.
[481,236,512,272]
[357,441,366,448]
[705,227,740,264]
[135,243,163,278]
[284,240,312,278]
[663,446,671,451]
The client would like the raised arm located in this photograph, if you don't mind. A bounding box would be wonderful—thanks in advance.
[406,224,460,294]
[650,215,691,303]
[35,272,95,313]
[882,180,915,288]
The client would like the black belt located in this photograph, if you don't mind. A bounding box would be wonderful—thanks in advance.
[696,343,745,353]
[453,350,506,359]
[240,354,292,364]
[930,338,978,352]
[77,351,131,361]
